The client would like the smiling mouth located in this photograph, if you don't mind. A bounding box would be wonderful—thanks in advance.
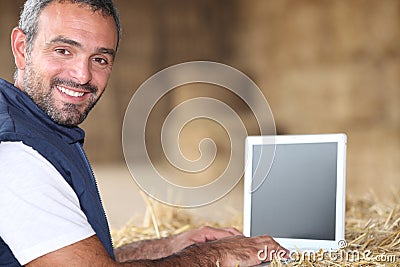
[56,85,86,97]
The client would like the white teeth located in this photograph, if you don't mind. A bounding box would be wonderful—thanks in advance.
[57,85,85,97]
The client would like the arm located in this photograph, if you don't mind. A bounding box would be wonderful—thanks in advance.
[27,232,287,267]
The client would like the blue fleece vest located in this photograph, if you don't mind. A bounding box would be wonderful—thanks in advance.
[0,78,114,266]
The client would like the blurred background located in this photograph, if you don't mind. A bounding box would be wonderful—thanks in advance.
[1,0,399,229]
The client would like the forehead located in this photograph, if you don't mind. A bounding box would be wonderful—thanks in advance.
[36,1,118,50]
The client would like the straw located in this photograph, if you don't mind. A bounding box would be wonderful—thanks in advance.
[112,191,400,266]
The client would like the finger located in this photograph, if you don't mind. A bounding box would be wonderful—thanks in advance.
[203,227,237,240]
[253,236,290,260]
[221,227,243,236]
[189,226,237,242]
[278,246,290,259]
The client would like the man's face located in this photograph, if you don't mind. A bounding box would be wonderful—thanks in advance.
[22,1,118,126]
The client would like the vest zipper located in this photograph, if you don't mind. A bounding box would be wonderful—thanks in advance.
[76,143,113,250]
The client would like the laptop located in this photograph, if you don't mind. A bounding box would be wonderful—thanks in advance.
[243,134,347,263]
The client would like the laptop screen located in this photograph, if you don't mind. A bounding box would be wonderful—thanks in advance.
[250,142,338,241]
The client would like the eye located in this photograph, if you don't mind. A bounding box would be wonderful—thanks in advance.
[93,57,109,66]
[55,48,71,55]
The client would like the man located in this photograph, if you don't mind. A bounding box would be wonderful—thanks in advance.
[0,0,286,266]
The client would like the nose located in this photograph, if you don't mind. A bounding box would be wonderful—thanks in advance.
[69,57,92,85]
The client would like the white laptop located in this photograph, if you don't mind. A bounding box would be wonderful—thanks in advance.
[243,134,347,259]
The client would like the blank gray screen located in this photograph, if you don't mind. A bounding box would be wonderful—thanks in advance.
[250,143,337,240]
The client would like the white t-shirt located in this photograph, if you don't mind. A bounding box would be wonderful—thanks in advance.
[0,141,95,265]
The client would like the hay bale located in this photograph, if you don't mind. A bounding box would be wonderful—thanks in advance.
[112,192,400,266]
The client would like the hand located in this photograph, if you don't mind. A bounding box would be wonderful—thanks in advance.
[170,226,243,253]
[180,234,289,267]
[114,226,243,262]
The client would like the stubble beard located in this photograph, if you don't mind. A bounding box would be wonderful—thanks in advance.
[22,59,102,127]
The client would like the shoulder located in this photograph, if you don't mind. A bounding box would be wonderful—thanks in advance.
[0,141,58,176]
[0,141,95,265]
[0,141,76,201]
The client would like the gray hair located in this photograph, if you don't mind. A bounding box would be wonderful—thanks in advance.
[19,0,121,54]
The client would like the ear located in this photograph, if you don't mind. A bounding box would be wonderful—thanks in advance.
[11,27,27,70]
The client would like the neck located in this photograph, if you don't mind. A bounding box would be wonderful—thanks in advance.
[14,71,25,91]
